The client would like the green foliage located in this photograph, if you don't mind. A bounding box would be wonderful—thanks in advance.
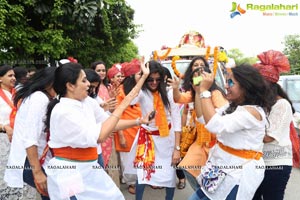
[228,36,300,75]
[68,0,140,67]
[0,0,140,68]
[283,34,300,75]
[227,48,258,66]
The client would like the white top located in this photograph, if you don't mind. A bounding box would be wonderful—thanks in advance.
[263,99,293,166]
[4,91,50,188]
[199,105,267,200]
[131,89,182,132]
[0,89,12,127]
[130,89,182,187]
[48,97,109,148]
[46,97,124,199]
[0,89,13,190]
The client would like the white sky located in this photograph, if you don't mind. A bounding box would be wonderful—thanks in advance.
[126,0,300,58]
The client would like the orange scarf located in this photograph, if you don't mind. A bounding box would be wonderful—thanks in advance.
[0,88,17,128]
[191,110,212,145]
[152,91,169,137]
[133,127,156,180]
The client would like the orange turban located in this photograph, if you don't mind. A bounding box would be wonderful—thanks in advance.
[253,50,290,83]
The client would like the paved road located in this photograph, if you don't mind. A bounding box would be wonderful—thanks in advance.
[36,167,300,199]
[121,167,300,200]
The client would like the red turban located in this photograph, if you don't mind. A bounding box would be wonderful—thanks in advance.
[253,50,290,83]
[120,62,129,75]
[123,59,141,77]
[107,64,122,79]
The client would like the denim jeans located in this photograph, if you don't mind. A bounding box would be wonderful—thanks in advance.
[183,169,200,191]
[252,165,292,200]
[188,185,239,200]
[135,181,175,200]
[97,153,105,168]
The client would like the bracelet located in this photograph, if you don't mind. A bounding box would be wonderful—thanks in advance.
[136,117,141,126]
[111,113,120,120]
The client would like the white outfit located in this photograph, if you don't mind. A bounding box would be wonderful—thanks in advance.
[263,99,293,166]
[5,91,51,188]
[1,89,36,199]
[198,105,267,200]
[46,97,124,200]
[130,89,182,188]
[95,96,106,156]
[120,151,138,185]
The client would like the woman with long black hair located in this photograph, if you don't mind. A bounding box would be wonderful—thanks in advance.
[44,62,151,199]
[5,66,56,200]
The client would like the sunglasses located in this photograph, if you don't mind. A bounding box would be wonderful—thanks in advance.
[147,78,161,83]
[227,78,235,87]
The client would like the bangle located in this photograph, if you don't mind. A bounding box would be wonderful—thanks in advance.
[111,113,120,120]
[136,117,141,126]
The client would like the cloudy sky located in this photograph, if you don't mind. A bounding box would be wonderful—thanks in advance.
[126,0,300,58]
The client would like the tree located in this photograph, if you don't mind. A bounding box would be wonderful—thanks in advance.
[227,48,257,66]
[283,34,300,75]
[0,0,140,69]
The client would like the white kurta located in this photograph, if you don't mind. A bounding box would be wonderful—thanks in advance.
[198,105,267,200]
[46,97,124,200]
[1,89,27,200]
[129,89,182,188]
[5,91,51,188]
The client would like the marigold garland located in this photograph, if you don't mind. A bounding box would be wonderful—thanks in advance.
[213,46,219,77]
[153,48,172,61]
[171,56,184,79]
[205,46,211,61]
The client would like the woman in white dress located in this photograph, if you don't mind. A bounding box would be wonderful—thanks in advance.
[45,62,150,200]
[253,50,294,200]
[190,64,273,200]
[1,64,36,200]
[5,67,56,200]
[130,60,182,200]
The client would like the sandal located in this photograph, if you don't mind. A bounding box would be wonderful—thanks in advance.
[177,180,186,189]
[128,185,135,194]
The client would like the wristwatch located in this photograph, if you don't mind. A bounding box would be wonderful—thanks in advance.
[175,145,181,151]
[200,90,211,98]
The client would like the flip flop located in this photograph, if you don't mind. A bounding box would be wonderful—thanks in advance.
[177,180,186,189]
[128,184,135,194]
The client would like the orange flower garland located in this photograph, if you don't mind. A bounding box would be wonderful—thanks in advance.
[171,56,184,79]
[153,48,172,61]
[205,46,211,61]
[213,46,219,77]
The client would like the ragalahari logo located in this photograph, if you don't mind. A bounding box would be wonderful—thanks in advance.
[230,2,246,18]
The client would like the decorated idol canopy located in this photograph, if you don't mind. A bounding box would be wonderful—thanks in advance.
[152,31,232,79]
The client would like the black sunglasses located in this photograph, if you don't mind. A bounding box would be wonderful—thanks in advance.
[147,78,161,83]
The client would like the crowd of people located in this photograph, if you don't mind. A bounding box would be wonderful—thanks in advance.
[0,49,299,200]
